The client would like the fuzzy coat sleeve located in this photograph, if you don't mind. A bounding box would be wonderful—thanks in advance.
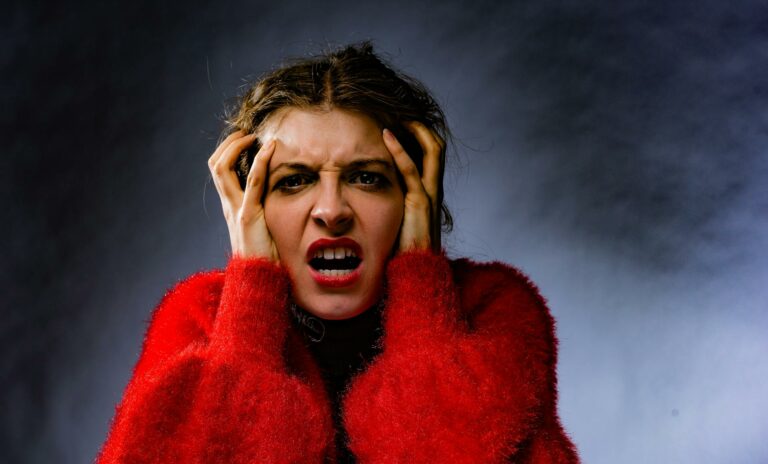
[95,256,334,464]
[342,250,580,463]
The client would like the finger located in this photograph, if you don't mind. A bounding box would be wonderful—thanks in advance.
[403,122,444,206]
[208,130,248,193]
[208,130,246,168]
[406,120,445,152]
[211,133,258,205]
[404,122,444,253]
[242,139,276,211]
[383,129,428,195]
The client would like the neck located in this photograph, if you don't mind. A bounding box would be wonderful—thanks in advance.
[290,300,385,343]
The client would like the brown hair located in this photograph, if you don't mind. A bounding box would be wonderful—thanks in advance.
[222,41,453,232]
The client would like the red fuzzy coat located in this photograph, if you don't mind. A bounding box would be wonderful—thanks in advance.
[96,250,579,463]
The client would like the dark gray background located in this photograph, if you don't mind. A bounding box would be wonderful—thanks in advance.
[3,1,767,463]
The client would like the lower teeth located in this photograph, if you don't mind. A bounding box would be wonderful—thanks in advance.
[318,269,354,277]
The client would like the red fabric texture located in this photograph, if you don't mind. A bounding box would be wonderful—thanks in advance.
[96,250,579,463]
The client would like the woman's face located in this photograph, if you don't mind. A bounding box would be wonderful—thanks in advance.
[261,107,405,320]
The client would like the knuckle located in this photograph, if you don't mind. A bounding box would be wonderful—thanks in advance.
[213,162,229,176]
[236,209,260,227]
[247,169,263,185]
[410,194,430,210]
[400,163,419,177]
[428,138,443,154]
[236,212,251,225]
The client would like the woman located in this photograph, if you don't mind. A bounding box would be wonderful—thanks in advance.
[96,42,580,463]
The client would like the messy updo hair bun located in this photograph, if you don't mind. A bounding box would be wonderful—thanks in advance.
[222,41,453,232]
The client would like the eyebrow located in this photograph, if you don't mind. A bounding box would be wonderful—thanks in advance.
[269,158,395,175]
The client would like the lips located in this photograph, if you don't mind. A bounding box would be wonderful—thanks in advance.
[306,238,363,288]
[306,237,363,261]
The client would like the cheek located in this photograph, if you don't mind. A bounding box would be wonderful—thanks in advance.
[264,196,302,252]
[362,196,405,250]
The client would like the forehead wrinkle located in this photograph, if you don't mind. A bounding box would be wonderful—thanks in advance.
[263,107,392,174]
[270,133,391,170]
[270,157,394,176]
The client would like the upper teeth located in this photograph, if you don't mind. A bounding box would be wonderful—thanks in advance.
[315,247,357,259]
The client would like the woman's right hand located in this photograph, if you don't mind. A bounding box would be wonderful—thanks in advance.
[208,130,279,261]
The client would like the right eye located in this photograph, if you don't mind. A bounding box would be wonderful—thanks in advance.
[273,174,314,192]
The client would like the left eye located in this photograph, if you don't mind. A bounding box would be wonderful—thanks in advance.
[350,171,385,186]
[273,174,314,192]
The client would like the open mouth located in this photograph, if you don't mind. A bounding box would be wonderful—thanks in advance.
[309,250,362,277]
[306,238,364,285]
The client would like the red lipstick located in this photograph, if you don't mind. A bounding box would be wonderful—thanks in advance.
[306,237,363,261]
[306,237,363,288]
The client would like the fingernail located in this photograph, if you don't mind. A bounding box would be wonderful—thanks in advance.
[383,128,394,141]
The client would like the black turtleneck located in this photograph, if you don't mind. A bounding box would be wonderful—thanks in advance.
[289,302,385,463]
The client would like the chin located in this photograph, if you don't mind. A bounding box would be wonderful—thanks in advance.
[297,291,379,321]
[288,257,387,320]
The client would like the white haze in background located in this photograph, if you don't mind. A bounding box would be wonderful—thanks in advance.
[6,1,763,463]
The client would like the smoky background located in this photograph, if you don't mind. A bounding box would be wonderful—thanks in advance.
[2,0,766,462]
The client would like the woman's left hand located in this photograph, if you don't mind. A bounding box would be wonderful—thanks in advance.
[383,121,445,254]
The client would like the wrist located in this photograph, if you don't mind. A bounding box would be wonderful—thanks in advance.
[383,248,458,345]
[211,254,290,366]
[397,236,432,254]
[230,242,280,263]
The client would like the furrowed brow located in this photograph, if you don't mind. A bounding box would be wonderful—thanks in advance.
[269,159,395,175]
[269,162,317,176]
[344,159,395,172]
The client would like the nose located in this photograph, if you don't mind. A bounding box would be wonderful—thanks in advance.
[310,179,353,234]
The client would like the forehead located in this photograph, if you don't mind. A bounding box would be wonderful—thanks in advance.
[260,107,389,166]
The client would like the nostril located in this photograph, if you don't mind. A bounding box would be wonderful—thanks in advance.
[313,214,353,231]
